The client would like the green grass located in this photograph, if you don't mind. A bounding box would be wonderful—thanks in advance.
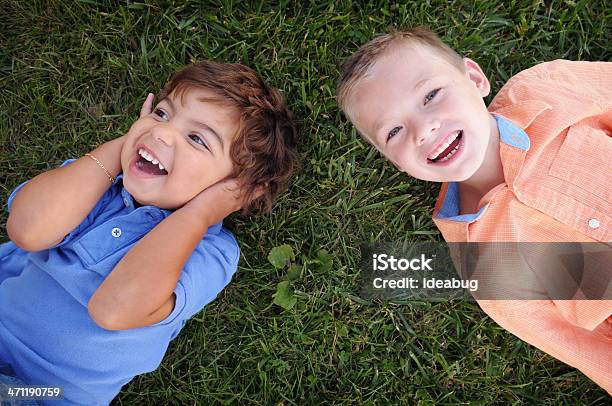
[1,0,610,404]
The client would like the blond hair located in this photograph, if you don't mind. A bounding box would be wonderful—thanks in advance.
[336,27,464,114]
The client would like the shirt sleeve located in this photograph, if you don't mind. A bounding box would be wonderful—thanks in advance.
[489,60,612,127]
[532,60,611,107]
[477,299,612,394]
[7,158,118,248]
[154,226,240,326]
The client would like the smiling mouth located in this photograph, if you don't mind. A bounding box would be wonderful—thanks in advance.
[135,148,168,176]
[427,130,463,163]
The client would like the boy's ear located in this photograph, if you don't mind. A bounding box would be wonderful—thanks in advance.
[462,58,490,97]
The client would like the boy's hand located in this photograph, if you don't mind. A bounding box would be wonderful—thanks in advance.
[100,93,152,171]
[183,178,254,228]
[90,94,155,167]
[139,93,155,118]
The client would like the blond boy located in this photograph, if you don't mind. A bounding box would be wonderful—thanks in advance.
[337,28,611,393]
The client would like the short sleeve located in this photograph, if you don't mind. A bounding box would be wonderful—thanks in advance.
[7,158,118,248]
[154,226,240,326]
[489,60,611,121]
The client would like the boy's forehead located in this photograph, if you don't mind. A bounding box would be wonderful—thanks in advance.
[377,43,455,80]
[166,86,224,107]
[166,87,238,118]
[162,87,239,140]
[347,44,458,134]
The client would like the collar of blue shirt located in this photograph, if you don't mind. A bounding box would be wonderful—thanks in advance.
[111,172,224,234]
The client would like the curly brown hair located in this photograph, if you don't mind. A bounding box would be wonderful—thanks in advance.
[158,60,298,214]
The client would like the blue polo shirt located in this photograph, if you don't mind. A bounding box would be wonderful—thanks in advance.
[0,160,240,405]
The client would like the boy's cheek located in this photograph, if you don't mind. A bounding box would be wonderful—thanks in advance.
[382,149,405,172]
[119,147,131,174]
[125,118,153,140]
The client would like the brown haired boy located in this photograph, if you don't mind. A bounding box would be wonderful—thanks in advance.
[0,60,297,404]
[337,28,611,392]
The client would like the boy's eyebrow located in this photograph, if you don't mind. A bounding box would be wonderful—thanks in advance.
[414,77,431,91]
[163,97,225,151]
[163,97,176,113]
[189,119,225,151]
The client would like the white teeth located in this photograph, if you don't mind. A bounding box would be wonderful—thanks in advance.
[439,145,460,162]
[138,148,154,162]
[138,148,166,172]
[428,131,461,160]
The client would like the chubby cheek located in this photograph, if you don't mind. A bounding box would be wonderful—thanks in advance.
[126,117,158,144]
[388,154,406,172]
[119,143,134,174]
[125,119,166,170]
[388,141,416,172]
[198,160,233,189]
[176,159,231,195]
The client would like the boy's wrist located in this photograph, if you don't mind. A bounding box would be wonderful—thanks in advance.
[178,199,218,231]
[84,153,115,184]
[181,180,243,229]
[88,136,126,178]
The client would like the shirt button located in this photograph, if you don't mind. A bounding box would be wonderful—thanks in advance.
[111,227,122,238]
[588,218,600,229]
[123,197,130,206]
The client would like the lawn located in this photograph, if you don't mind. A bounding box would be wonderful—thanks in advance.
[1,0,610,404]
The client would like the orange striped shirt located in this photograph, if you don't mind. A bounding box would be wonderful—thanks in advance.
[433,60,611,393]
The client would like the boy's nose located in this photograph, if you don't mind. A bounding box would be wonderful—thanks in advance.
[151,124,177,147]
[415,119,440,146]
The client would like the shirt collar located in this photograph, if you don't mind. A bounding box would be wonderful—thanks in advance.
[490,98,552,130]
[113,173,224,234]
[436,181,488,222]
[494,114,530,151]
[434,115,530,223]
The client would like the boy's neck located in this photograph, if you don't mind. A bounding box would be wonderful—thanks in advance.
[133,198,144,209]
[458,114,504,213]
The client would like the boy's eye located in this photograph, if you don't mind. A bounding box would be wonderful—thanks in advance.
[153,108,168,120]
[189,134,210,151]
[387,126,402,142]
[424,88,441,105]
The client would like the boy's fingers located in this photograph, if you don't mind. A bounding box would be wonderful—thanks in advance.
[253,185,266,200]
[216,178,239,192]
[139,93,154,118]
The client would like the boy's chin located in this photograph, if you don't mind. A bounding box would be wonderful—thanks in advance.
[131,195,182,210]
[123,183,174,210]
